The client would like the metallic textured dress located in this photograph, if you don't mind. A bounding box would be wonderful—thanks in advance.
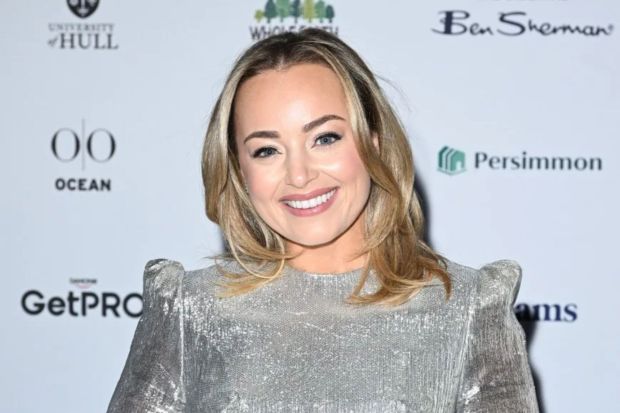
[107,258,539,412]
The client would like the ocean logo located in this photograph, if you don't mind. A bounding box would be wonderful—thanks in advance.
[438,146,466,175]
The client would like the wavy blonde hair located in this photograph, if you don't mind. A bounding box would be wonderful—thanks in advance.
[202,28,451,307]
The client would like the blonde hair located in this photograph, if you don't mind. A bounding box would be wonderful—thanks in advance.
[202,28,451,307]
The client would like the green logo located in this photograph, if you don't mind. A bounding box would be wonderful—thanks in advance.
[254,0,335,24]
[250,1,338,40]
[438,146,466,175]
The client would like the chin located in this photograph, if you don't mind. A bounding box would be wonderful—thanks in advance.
[285,230,341,248]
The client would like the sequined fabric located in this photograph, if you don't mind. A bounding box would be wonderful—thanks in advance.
[107,258,539,412]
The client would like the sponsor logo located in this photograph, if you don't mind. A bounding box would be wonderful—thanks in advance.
[48,0,119,50]
[438,146,603,174]
[250,0,339,41]
[70,278,97,289]
[433,10,614,37]
[51,119,115,191]
[21,278,141,318]
[438,146,466,175]
[515,302,578,322]
[67,0,100,19]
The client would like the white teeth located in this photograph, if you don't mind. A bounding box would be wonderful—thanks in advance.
[284,189,336,210]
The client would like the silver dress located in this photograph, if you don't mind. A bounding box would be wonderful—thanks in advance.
[107,258,539,412]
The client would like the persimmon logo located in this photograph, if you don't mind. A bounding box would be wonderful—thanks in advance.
[250,0,339,41]
[438,146,466,175]
[438,145,603,175]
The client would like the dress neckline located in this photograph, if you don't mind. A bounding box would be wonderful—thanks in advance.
[283,263,367,281]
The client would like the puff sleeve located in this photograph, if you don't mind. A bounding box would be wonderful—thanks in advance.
[107,259,186,413]
[456,260,539,413]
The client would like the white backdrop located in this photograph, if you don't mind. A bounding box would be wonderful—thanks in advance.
[1,1,618,412]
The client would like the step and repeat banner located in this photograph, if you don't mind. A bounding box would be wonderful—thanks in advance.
[1,1,618,412]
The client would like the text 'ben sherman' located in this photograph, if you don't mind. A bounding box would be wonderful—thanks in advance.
[438,146,603,175]
[432,10,614,37]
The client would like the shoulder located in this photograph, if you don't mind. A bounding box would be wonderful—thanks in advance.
[143,258,185,287]
[140,258,185,311]
[142,257,244,303]
[183,257,237,283]
[444,258,523,309]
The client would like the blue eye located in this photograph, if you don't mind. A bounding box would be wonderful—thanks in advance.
[315,133,341,146]
[252,147,278,158]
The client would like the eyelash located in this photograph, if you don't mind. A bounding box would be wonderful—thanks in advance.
[251,133,342,158]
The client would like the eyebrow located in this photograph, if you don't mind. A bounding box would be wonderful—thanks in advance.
[242,114,346,144]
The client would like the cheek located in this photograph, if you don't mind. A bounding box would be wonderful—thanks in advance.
[241,163,280,206]
[326,147,370,186]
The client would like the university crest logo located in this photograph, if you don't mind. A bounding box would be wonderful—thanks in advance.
[67,0,100,19]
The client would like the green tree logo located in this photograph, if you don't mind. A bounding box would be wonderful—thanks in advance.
[325,4,335,23]
[254,0,335,24]
[254,9,265,22]
[276,0,290,22]
[290,0,301,23]
[303,0,315,22]
[264,0,277,23]
[438,146,466,175]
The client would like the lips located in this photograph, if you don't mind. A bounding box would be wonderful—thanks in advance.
[279,187,338,202]
[282,188,337,210]
[280,187,339,216]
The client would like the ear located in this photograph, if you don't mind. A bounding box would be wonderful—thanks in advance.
[239,170,248,191]
[371,132,380,152]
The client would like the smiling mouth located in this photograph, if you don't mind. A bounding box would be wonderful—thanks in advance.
[282,188,337,210]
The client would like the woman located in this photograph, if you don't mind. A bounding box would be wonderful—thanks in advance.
[107,29,539,412]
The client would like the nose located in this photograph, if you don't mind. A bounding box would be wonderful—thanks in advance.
[284,150,318,188]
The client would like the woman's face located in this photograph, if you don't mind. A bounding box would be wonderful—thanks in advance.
[233,63,372,249]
